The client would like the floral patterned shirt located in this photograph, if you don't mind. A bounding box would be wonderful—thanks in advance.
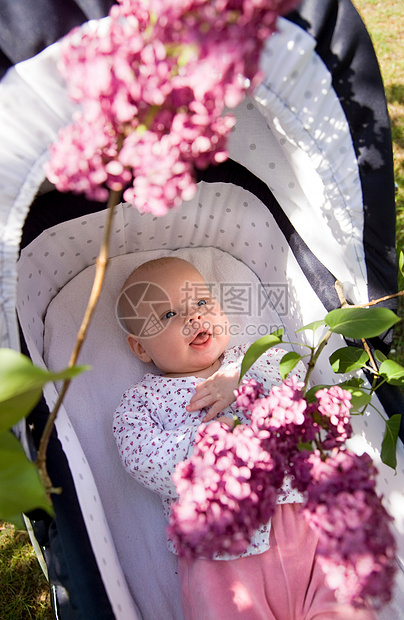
[113,343,305,558]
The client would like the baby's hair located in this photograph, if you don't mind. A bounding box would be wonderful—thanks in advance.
[120,256,184,297]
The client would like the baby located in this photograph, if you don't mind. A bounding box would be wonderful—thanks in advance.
[117,255,242,426]
[113,256,376,620]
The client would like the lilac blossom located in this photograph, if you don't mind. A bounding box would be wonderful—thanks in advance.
[249,376,319,465]
[235,378,265,416]
[170,377,397,608]
[313,385,353,448]
[45,0,299,214]
[251,375,307,429]
[303,450,397,608]
[167,421,284,558]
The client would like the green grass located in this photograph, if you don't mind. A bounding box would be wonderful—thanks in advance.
[0,523,53,619]
[1,3,403,618]
[353,0,404,364]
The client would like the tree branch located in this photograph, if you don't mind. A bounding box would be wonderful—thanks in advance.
[36,190,121,496]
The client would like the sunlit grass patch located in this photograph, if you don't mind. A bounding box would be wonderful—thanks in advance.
[354,0,404,365]
[0,522,52,620]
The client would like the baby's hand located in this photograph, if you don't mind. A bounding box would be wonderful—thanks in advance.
[216,416,234,428]
[187,367,240,422]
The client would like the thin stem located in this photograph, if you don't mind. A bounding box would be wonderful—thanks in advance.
[335,280,386,391]
[36,189,121,496]
[366,400,389,423]
[335,280,404,309]
[335,280,349,307]
[285,340,313,351]
[347,291,404,308]
[302,329,333,395]
[361,338,379,377]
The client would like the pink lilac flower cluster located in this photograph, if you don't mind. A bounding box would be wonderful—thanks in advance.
[234,377,265,415]
[45,0,298,214]
[170,376,397,607]
[245,376,319,465]
[303,450,397,608]
[311,385,353,449]
[167,420,285,558]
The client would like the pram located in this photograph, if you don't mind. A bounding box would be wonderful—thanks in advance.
[1,0,403,618]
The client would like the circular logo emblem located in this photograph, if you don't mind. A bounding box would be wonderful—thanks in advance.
[116,281,170,338]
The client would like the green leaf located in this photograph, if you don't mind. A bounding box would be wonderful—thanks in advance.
[339,377,364,388]
[296,320,326,334]
[399,250,404,277]
[297,441,313,452]
[381,414,401,470]
[305,384,329,403]
[0,348,88,434]
[239,331,283,381]
[306,381,370,411]
[379,359,404,386]
[325,307,400,339]
[279,352,303,380]
[0,431,53,528]
[338,385,371,411]
[329,347,369,373]
[374,349,388,363]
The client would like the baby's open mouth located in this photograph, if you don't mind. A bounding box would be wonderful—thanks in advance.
[190,331,211,348]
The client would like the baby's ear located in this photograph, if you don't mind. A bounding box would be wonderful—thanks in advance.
[127,335,152,363]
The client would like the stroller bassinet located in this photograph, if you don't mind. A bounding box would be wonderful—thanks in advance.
[1,1,403,618]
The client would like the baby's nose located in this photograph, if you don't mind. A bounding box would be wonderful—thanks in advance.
[188,311,202,323]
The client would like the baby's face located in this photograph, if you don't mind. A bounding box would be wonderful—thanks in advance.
[124,260,230,376]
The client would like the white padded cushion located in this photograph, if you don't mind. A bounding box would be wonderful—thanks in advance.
[43,246,283,619]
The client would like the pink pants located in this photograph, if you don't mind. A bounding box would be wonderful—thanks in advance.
[178,504,377,620]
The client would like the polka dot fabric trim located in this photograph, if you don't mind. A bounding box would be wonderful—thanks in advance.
[17,189,326,355]
[0,41,77,350]
[244,18,367,304]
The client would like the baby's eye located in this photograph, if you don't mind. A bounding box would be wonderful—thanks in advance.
[197,299,207,307]
[162,310,176,320]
